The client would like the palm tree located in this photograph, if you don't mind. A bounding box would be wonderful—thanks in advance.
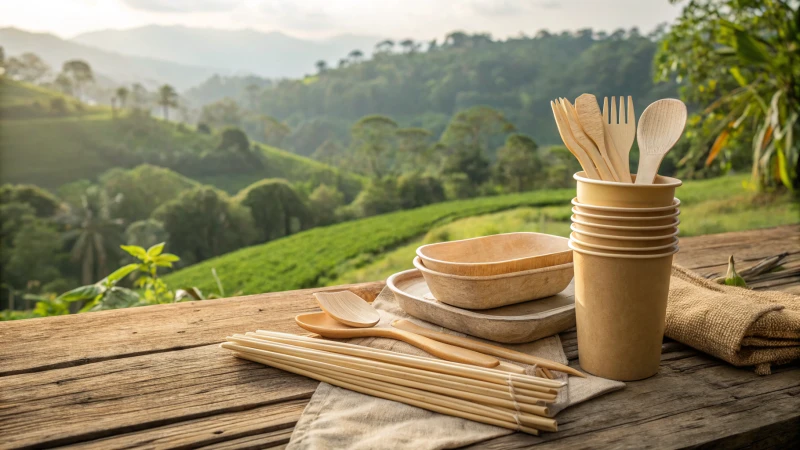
[348,49,363,63]
[157,84,178,120]
[115,86,129,109]
[315,60,327,74]
[63,187,124,285]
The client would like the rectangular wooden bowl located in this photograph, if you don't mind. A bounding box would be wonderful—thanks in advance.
[413,256,574,309]
[415,232,572,277]
[387,268,576,344]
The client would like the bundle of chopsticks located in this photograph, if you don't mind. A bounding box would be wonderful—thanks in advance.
[222,331,563,435]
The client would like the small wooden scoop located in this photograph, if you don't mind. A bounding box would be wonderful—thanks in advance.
[392,319,586,378]
[295,312,501,368]
[314,291,380,328]
[635,99,687,184]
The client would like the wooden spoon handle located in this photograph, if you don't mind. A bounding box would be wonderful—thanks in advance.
[378,328,500,368]
[392,320,586,378]
[634,155,661,185]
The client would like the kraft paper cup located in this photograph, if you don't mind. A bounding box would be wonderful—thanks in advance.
[569,232,678,253]
[571,216,680,238]
[570,238,677,256]
[570,225,679,248]
[569,241,678,381]
[574,172,682,208]
[572,207,680,227]
[572,198,681,218]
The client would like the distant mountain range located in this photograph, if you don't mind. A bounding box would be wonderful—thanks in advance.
[0,27,221,89]
[71,25,382,79]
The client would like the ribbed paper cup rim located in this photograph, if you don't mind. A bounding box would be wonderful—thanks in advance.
[569,232,678,252]
[571,215,681,231]
[571,207,680,221]
[569,240,679,259]
[570,224,680,241]
[573,171,682,188]
[571,197,681,212]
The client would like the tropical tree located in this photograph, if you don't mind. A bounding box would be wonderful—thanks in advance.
[261,115,292,147]
[199,98,243,128]
[131,83,149,110]
[656,0,800,190]
[400,39,416,53]
[495,134,541,192]
[395,127,433,170]
[440,106,516,152]
[350,115,399,176]
[62,186,124,286]
[245,84,260,110]
[61,60,93,101]
[5,52,50,83]
[338,58,348,69]
[348,49,364,63]
[115,86,129,109]
[315,60,327,74]
[308,184,345,225]
[157,84,179,120]
[375,39,395,53]
[235,179,313,242]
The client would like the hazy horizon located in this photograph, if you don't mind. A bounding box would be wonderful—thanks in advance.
[1,0,683,42]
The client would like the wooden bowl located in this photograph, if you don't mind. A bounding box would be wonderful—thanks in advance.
[570,225,679,248]
[569,232,678,253]
[413,257,574,310]
[574,171,682,208]
[415,232,572,277]
[571,207,680,227]
[571,197,680,218]
[571,215,679,238]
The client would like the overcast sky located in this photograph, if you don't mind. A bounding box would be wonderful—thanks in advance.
[0,0,683,40]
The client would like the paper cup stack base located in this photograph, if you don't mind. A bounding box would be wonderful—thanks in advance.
[570,172,682,381]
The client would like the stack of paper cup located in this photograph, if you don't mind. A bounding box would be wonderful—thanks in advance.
[570,171,681,381]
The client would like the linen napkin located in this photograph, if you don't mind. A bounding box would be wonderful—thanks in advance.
[287,286,624,450]
[665,265,800,374]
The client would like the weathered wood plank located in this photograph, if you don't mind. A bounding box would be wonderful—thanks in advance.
[0,282,384,377]
[0,345,318,449]
[61,400,304,450]
[675,225,800,270]
[463,353,800,449]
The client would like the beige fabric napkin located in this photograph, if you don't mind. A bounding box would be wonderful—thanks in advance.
[665,265,800,375]
[287,287,624,450]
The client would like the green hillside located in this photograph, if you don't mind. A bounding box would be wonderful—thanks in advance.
[163,174,799,295]
[0,79,364,197]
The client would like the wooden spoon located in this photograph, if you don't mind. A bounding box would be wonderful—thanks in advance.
[314,291,380,328]
[295,312,501,368]
[575,93,620,182]
[635,99,687,184]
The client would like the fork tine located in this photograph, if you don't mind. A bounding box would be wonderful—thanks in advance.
[627,96,635,125]
[610,96,617,124]
[602,97,609,124]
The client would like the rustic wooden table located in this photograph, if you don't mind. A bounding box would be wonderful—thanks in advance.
[1,225,799,449]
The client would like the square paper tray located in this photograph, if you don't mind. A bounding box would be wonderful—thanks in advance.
[386,268,575,344]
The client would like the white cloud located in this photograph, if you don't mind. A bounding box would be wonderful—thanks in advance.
[122,0,240,13]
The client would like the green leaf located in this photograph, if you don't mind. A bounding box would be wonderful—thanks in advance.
[147,242,165,258]
[107,263,139,283]
[155,261,173,268]
[724,256,748,288]
[776,145,793,191]
[57,284,104,302]
[97,287,141,310]
[121,245,147,259]
[733,30,770,66]
[175,287,204,301]
[729,67,748,87]
[155,253,180,263]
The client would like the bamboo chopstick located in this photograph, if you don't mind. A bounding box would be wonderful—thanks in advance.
[225,347,548,435]
[244,333,557,397]
[226,340,555,412]
[228,346,557,431]
[250,330,564,389]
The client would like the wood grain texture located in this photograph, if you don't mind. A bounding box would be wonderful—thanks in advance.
[635,98,687,184]
[575,93,620,182]
[551,100,600,179]
[313,291,380,328]
[559,98,616,181]
[0,281,384,377]
[602,95,635,183]
[0,225,797,449]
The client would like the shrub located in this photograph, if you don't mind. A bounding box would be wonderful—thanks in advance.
[397,173,445,209]
[218,127,250,152]
[308,184,345,226]
[235,179,313,242]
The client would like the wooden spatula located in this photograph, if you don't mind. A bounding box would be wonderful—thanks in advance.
[635,99,687,184]
[575,93,620,182]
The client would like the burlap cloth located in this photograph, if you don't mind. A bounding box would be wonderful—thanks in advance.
[666,265,800,375]
[287,286,624,450]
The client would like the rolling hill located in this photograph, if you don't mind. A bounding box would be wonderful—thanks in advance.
[0,79,364,197]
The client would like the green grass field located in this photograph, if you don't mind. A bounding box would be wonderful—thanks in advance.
[164,174,798,295]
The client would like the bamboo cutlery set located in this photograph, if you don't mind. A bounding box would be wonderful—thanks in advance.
[222,289,583,435]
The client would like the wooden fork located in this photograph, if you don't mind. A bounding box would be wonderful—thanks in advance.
[603,96,635,183]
